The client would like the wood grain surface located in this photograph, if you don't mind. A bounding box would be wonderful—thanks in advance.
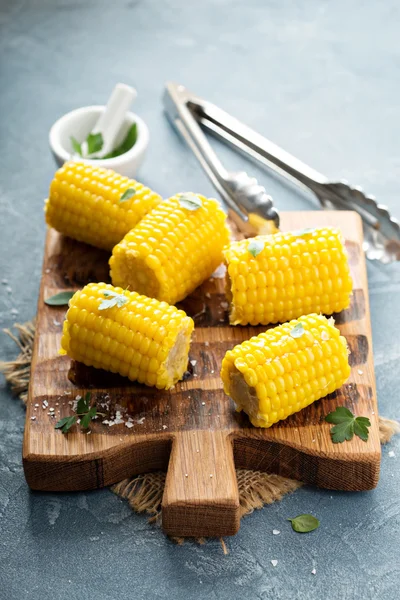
[23,211,381,538]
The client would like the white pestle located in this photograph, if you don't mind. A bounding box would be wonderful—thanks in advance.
[81,83,137,157]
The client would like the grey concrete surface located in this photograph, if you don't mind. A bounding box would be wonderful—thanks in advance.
[1,1,399,599]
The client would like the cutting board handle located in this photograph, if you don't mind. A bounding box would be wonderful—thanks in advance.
[161,430,240,537]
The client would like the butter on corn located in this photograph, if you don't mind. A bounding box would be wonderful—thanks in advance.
[221,314,350,428]
[60,283,194,389]
[224,227,353,326]
[45,162,161,250]
[110,193,230,305]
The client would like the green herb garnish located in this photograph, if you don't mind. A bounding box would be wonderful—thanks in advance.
[99,289,129,310]
[86,132,104,155]
[325,406,371,443]
[55,415,78,434]
[44,291,75,306]
[247,238,264,257]
[102,123,138,159]
[70,136,82,156]
[120,188,136,202]
[55,392,99,434]
[290,323,305,338]
[178,193,203,211]
[70,123,138,160]
[288,514,320,533]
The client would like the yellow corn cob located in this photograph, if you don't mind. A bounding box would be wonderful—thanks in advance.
[221,314,350,428]
[60,283,194,389]
[110,193,230,304]
[45,162,161,250]
[224,227,352,326]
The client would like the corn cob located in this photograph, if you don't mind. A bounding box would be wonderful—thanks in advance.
[60,283,194,389]
[110,193,230,305]
[45,162,161,250]
[224,227,352,326]
[221,314,350,428]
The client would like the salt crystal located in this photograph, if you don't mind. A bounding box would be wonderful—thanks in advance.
[204,342,209,347]
[89,536,99,542]
[388,450,396,458]
[49,407,55,412]
[190,360,197,366]
[43,400,48,408]
[372,411,375,415]
[210,474,213,478]
[311,568,317,575]
[205,293,211,299]
[185,473,188,478]
[125,422,134,429]
[272,529,280,535]
[271,560,278,567]
[201,402,206,406]
[34,403,39,407]
[11,308,19,315]
[63,391,69,395]
[45,268,51,274]
[358,369,363,375]
[53,319,61,326]
[6,286,12,293]
[212,264,226,279]
[321,331,329,341]
[1,279,8,284]
[31,416,36,421]
[220,301,229,310]
[137,417,145,425]
[162,425,167,430]
[219,318,225,323]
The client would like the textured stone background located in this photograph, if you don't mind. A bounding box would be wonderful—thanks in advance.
[0,1,399,598]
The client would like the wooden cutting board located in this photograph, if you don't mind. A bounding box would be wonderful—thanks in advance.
[23,211,380,538]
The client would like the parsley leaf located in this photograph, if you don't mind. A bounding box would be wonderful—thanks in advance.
[120,188,136,202]
[44,291,75,306]
[70,136,82,156]
[55,415,77,433]
[55,392,101,434]
[290,323,305,338]
[325,406,371,443]
[86,132,104,155]
[99,289,129,310]
[288,514,320,533]
[102,123,138,159]
[80,406,97,429]
[248,238,264,257]
[178,193,203,211]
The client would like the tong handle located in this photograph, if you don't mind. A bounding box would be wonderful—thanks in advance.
[164,83,248,221]
[190,98,329,193]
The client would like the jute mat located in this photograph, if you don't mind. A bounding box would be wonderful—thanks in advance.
[1,321,399,551]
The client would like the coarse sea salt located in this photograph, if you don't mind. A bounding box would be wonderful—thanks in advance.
[388,451,396,458]
[272,529,280,535]
[271,560,278,567]
[125,422,134,429]
[311,568,317,575]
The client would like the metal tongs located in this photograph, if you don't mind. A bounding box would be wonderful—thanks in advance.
[164,82,400,263]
